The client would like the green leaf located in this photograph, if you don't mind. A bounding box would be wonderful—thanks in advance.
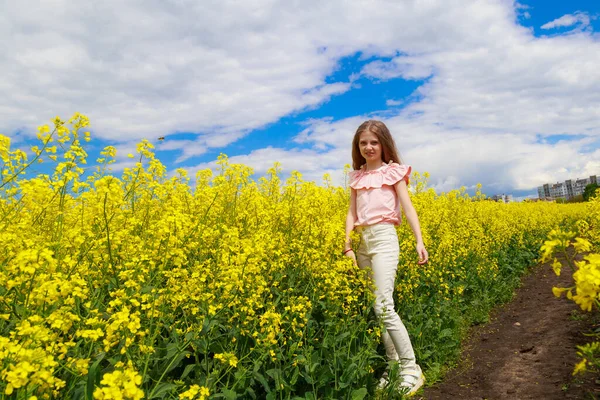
[438,328,453,339]
[339,363,357,388]
[421,349,433,360]
[197,337,209,353]
[166,351,190,375]
[234,367,249,387]
[165,342,179,359]
[243,386,256,399]
[309,362,320,373]
[266,368,284,387]
[351,387,368,400]
[148,383,177,399]
[201,317,218,334]
[253,371,270,393]
[221,388,237,400]
[310,352,320,366]
[86,352,105,400]
[180,363,196,380]
[289,366,300,385]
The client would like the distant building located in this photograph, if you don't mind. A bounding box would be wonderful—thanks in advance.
[491,194,513,203]
[550,182,567,199]
[574,176,598,197]
[537,175,597,201]
[565,179,574,198]
[537,183,550,200]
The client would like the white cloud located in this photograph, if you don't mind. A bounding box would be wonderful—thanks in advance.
[362,57,434,81]
[386,99,404,106]
[281,116,600,194]
[1,0,358,145]
[187,146,350,186]
[0,0,527,142]
[2,0,600,194]
[541,12,591,30]
[156,131,248,163]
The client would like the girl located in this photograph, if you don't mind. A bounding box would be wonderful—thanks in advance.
[343,120,428,396]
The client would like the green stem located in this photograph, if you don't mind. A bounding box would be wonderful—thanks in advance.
[563,248,576,273]
[142,296,159,380]
[103,192,118,282]
[147,340,191,398]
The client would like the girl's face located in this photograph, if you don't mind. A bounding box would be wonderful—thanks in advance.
[358,130,382,163]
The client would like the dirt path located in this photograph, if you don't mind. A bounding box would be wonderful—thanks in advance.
[420,257,600,400]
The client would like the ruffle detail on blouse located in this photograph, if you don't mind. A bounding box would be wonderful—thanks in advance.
[349,163,412,189]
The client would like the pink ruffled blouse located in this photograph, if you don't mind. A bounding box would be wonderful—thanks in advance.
[349,163,412,227]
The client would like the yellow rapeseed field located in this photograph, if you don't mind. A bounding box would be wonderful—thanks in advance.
[0,114,588,399]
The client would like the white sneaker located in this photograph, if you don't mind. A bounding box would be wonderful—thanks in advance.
[377,360,401,390]
[377,369,390,390]
[398,364,425,397]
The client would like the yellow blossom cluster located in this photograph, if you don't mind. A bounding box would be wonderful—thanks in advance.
[93,362,144,400]
[213,352,239,368]
[541,189,600,377]
[179,384,210,400]
[0,114,588,398]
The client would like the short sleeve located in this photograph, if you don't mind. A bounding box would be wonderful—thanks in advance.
[384,163,412,186]
[349,163,411,189]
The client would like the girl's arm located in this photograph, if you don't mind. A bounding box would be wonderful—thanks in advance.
[344,188,358,263]
[345,188,357,249]
[395,180,428,264]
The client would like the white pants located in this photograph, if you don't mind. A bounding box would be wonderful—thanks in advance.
[356,223,417,370]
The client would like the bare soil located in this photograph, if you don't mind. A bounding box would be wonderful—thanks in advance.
[420,256,600,400]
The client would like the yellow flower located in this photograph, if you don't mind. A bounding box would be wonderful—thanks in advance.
[573,359,587,375]
[179,385,210,400]
[552,287,568,298]
[214,352,238,367]
[573,237,592,253]
[551,258,562,276]
[93,365,144,400]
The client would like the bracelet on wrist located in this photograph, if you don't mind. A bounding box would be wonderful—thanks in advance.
[342,248,354,255]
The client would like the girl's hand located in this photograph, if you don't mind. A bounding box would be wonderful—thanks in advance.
[416,243,428,265]
[343,248,357,266]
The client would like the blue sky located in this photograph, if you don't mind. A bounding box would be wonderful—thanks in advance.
[1,0,599,199]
